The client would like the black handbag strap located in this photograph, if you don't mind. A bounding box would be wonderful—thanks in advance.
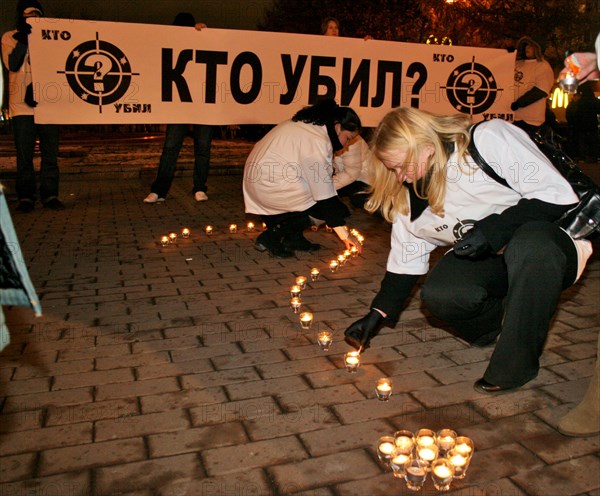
[467,122,513,191]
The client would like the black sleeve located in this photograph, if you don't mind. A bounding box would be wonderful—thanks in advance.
[7,42,28,72]
[513,86,548,109]
[313,195,350,227]
[371,271,420,323]
[476,198,577,252]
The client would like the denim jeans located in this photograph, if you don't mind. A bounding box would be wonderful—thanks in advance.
[12,115,60,202]
[150,124,213,198]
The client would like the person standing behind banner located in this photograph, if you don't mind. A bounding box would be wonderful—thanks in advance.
[511,36,554,135]
[143,12,214,204]
[1,0,64,213]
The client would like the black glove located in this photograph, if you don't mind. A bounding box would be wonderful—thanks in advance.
[13,23,31,45]
[24,83,37,108]
[453,226,491,258]
[344,309,385,350]
[510,101,520,111]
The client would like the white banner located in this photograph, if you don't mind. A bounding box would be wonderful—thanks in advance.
[28,18,516,126]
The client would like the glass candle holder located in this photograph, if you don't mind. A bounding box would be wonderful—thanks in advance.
[246,222,255,231]
[181,228,190,239]
[350,228,359,237]
[290,285,302,298]
[316,331,333,351]
[205,225,213,235]
[394,430,415,452]
[337,254,347,266]
[390,449,411,479]
[168,232,177,243]
[431,458,455,491]
[310,268,320,281]
[295,276,307,290]
[415,428,436,448]
[454,436,474,459]
[299,312,313,330]
[357,234,365,245]
[350,246,359,257]
[448,448,471,479]
[310,225,318,232]
[329,260,339,273]
[229,224,237,233]
[375,378,393,401]
[344,351,360,373]
[160,236,170,247]
[416,443,438,469]
[376,435,396,465]
[436,429,457,455]
[559,71,579,94]
[290,297,302,314]
[325,225,333,232]
[343,249,352,258]
[404,457,428,491]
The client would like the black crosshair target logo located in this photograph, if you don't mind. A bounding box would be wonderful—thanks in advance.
[443,57,500,115]
[452,219,476,241]
[59,33,139,113]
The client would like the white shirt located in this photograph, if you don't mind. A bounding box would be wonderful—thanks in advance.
[333,136,372,189]
[243,120,337,215]
[386,119,591,277]
[1,30,34,117]
[513,58,554,126]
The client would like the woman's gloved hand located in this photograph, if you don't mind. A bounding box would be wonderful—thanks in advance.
[453,226,491,258]
[344,309,385,350]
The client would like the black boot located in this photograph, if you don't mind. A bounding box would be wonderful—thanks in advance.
[281,215,321,252]
[255,229,294,258]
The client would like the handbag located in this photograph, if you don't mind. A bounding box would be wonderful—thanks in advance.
[468,123,600,240]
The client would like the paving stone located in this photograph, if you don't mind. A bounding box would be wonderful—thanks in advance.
[158,469,271,496]
[141,387,227,414]
[0,471,91,495]
[46,397,139,426]
[95,408,189,442]
[0,422,92,456]
[0,453,36,483]
[95,377,181,401]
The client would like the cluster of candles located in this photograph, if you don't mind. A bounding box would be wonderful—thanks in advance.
[377,429,475,492]
[160,228,191,246]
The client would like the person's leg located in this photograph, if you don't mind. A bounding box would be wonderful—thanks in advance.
[150,124,187,198]
[192,125,213,196]
[421,252,508,346]
[12,115,37,207]
[37,124,61,205]
[557,334,600,436]
[482,221,578,388]
[255,213,296,258]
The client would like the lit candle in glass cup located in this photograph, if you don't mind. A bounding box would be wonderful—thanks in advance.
[350,245,359,257]
[357,234,365,245]
[404,457,428,491]
[344,351,360,373]
[390,448,411,478]
[394,430,415,452]
[290,285,302,298]
[160,236,170,247]
[329,260,339,272]
[290,297,302,314]
[343,249,352,258]
[375,378,393,401]
[416,442,438,469]
[317,331,333,351]
[299,312,313,330]
[415,428,436,448]
[205,225,213,235]
[337,254,347,266]
[454,436,474,458]
[181,228,190,239]
[350,228,359,237]
[168,232,178,243]
[310,268,320,281]
[376,435,396,466]
[246,222,255,232]
[436,429,457,455]
[431,458,455,491]
[295,276,307,290]
[325,225,333,232]
[448,448,471,479]
[229,224,238,233]
[310,225,318,232]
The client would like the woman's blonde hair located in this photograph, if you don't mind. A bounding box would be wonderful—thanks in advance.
[365,107,472,222]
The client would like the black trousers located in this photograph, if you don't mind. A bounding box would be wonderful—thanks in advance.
[421,221,579,388]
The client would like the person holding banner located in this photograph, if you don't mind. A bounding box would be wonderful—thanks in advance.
[510,36,554,135]
[143,12,213,205]
[1,0,64,212]
[343,107,592,395]
[243,99,363,258]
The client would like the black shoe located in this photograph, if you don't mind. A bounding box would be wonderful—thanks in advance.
[473,378,520,395]
[43,198,65,210]
[283,232,321,252]
[255,231,294,258]
[16,199,34,213]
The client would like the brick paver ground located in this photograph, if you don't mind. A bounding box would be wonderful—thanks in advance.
[0,135,598,495]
